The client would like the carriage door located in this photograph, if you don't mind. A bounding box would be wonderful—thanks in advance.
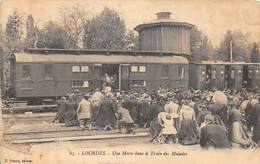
[225,65,231,89]
[236,68,243,90]
[247,66,254,89]
[206,65,212,89]
[93,64,102,89]
[120,64,130,91]
[211,68,216,89]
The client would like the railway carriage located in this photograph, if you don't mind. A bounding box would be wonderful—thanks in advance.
[10,49,188,103]
[189,61,260,91]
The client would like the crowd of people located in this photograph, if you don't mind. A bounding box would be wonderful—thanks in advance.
[53,86,260,149]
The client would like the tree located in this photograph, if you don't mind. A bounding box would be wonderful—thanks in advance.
[124,30,139,50]
[189,27,216,61]
[38,21,70,49]
[0,24,4,49]
[5,10,24,53]
[251,42,259,63]
[59,4,88,48]
[24,15,38,49]
[83,7,126,50]
[219,30,252,62]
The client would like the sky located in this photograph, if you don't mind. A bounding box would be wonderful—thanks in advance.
[0,0,260,46]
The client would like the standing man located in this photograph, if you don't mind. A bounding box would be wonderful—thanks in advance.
[77,94,92,130]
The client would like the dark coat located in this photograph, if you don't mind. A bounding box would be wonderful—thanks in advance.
[54,99,67,123]
[208,103,228,127]
[96,98,117,127]
[200,123,231,149]
[122,98,138,122]
[136,99,151,125]
[64,101,79,127]
[252,103,260,143]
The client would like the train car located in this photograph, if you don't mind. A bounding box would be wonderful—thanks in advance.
[9,49,188,103]
[189,61,260,91]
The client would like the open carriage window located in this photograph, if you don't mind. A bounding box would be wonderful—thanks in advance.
[22,65,31,80]
[72,65,89,72]
[72,80,89,88]
[131,80,146,86]
[130,65,146,72]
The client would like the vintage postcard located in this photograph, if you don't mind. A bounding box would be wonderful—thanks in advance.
[0,0,260,164]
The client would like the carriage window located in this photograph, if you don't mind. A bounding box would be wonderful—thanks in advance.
[256,69,259,74]
[178,66,184,79]
[139,66,146,72]
[22,65,31,80]
[130,66,138,72]
[238,70,242,77]
[202,71,206,77]
[44,64,53,79]
[161,65,169,77]
[130,65,146,72]
[81,66,89,72]
[131,80,146,86]
[220,70,224,78]
[230,70,235,79]
[72,80,89,88]
[212,70,216,79]
[72,65,89,72]
[72,66,80,72]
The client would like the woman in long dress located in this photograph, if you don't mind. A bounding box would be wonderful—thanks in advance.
[229,101,257,148]
[178,102,199,145]
[156,110,177,144]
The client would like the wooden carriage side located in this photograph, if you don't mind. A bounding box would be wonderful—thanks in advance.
[10,51,188,102]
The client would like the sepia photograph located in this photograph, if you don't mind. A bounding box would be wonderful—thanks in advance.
[0,0,260,163]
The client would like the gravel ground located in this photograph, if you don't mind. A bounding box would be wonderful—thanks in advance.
[1,137,260,164]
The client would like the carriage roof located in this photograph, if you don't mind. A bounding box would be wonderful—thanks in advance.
[12,52,188,64]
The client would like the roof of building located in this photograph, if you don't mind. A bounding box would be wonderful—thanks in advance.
[134,12,194,32]
[13,53,189,64]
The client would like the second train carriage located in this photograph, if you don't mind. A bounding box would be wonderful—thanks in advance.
[9,49,189,103]
[189,61,260,91]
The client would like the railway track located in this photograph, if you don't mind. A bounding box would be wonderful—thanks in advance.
[3,112,149,144]
[2,104,58,114]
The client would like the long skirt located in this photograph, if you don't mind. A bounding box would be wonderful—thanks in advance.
[230,122,257,148]
[179,120,198,145]
[149,118,162,141]
[91,104,100,122]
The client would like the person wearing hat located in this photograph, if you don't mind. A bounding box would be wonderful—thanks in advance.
[96,93,117,130]
[155,108,177,144]
[164,98,180,132]
[196,103,211,127]
[91,88,104,123]
[116,103,135,134]
[77,94,92,130]
[53,96,67,123]
[228,101,255,148]
[200,114,231,149]
[178,102,198,145]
